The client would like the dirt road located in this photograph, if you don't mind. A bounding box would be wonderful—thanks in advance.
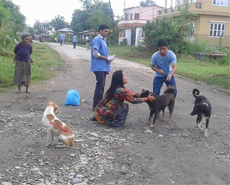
[0,42,229,185]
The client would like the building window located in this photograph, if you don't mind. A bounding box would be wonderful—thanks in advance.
[134,13,139,20]
[188,22,195,36]
[209,22,226,37]
[130,14,133,20]
[124,13,128,20]
[212,0,228,6]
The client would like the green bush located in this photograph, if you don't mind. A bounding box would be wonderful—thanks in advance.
[78,38,86,44]
[217,49,230,65]
[120,38,127,46]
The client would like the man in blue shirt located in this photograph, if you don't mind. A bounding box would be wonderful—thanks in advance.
[59,32,65,46]
[151,39,177,97]
[73,35,77,49]
[90,24,115,111]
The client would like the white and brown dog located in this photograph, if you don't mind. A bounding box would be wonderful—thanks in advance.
[41,102,74,148]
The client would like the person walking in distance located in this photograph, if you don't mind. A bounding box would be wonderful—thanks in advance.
[86,35,90,50]
[73,34,77,49]
[59,32,65,46]
[13,34,33,94]
[151,39,177,98]
[90,24,115,111]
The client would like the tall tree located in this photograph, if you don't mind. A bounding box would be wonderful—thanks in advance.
[86,2,114,31]
[33,21,50,35]
[71,9,89,33]
[1,0,26,33]
[139,0,156,6]
[50,15,67,31]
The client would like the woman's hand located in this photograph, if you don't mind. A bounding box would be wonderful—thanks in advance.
[147,94,155,102]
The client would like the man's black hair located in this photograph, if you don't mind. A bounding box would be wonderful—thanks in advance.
[157,39,168,47]
[98,24,109,32]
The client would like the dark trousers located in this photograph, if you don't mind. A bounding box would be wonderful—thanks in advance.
[93,71,107,108]
[109,103,129,127]
[60,39,63,46]
[153,76,177,98]
[73,42,76,48]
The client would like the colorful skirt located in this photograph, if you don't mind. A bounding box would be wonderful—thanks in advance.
[13,60,31,85]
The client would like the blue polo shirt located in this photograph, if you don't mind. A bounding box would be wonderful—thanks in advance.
[151,50,176,77]
[59,34,64,40]
[73,36,77,42]
[90,35,110,72]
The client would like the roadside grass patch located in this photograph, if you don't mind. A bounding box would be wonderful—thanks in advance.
[0,43,65,92]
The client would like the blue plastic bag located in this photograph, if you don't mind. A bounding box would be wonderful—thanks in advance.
[65,89,80,106]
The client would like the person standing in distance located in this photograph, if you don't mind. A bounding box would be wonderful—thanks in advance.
[73,34,77,49]
[90,24,115,111]
[151,39,177,98]
[13,34,33,94]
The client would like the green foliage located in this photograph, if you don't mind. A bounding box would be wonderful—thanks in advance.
[1,0,26,34]
[50,15,67,31]
[33,21,50,35]
[71,9,89,33]
[78,38,86,44]
[140,0,156,6]
[217,49,230,65]
[86,2,114,31]
[143,7,195,55]
[120,38,127,46]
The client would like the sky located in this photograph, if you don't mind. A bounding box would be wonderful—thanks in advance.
[11,0,170,26]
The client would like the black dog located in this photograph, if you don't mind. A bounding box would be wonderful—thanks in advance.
[190,88,211,137]
[140,87,175,127]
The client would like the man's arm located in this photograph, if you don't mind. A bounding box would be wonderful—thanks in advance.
[93,49,108,60]
[151,65,165,75]
[166,62,177,81]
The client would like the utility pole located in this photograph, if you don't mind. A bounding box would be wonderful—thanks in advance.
[165,0,168,8]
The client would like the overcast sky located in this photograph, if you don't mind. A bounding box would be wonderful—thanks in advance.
[11,0,171,26]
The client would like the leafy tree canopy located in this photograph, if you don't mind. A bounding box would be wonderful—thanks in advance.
[143,7,195,55]
[50,15,67,31]
[139,0,156,7]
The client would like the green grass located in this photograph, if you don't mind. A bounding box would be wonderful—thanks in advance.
[0,43,65,92]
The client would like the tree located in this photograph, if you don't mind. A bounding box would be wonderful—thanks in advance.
[71,9,89,33]
[139,0,155,7]
[143,7,195,55]
[33,20,50,35]
[50,15,67,31]
[1,0,26,33]
[86,2,114,31]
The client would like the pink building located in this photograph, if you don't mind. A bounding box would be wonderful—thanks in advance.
[118,5,164,46]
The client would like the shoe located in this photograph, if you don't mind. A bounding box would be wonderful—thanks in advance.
[90,116,97,121]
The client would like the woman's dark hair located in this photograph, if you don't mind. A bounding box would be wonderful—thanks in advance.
[105,70,124,100]
[98,24,109,32]
[21,34,30,40]
[157,39,168,47]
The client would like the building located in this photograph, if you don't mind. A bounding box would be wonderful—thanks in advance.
[118,5,164,46]
[156,0,230,47]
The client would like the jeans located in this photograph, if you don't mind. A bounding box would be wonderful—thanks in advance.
[93,71,107,108]
[109,103,129,127]
[60,39,63,46]
[153,76,177,98]
[73,42,76,48]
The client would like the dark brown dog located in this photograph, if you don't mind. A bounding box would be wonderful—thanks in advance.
[190,88,211,137]
[140,87,175,127]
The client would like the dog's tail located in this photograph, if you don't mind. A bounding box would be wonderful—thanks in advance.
[164,86,174,94]
[192,88,200,98]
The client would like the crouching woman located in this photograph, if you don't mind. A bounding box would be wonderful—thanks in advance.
[93,70,155,127]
